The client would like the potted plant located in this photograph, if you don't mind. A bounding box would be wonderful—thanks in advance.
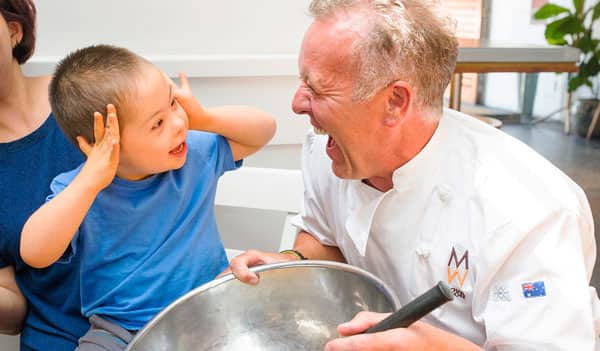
[534,0,600,137]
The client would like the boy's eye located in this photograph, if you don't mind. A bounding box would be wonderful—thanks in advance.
[170,98,177,110]
[151,119,163,130]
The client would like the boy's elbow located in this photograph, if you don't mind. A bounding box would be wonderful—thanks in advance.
[20,230,53,269]
[264,117,277,144]
[22,256,52,269]
[253,117,276,152]
[20,246,52,269]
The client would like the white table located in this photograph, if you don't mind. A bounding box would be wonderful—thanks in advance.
[450,39,580,131]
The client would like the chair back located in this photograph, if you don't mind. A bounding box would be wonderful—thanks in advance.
[215,167,304,260]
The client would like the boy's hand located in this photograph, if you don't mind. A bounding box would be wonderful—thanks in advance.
[76,104,120,192]
[173,72,208,129]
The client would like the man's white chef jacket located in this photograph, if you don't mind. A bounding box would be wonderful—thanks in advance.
[292,109,599,350]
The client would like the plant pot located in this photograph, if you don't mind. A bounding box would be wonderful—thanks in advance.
[574,98,600,138]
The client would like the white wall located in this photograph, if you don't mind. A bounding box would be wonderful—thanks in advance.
[27,0,585,138]
[34,1,308,57]
[27,0,592,136]
[26,0,313,154]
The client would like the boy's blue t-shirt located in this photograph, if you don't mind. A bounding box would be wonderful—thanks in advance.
[0,114,89,351]
[50,131,240,330]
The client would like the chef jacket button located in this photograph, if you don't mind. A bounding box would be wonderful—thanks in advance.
[416,246,430,258]
[437,185,452,202]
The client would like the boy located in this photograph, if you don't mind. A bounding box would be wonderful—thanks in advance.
[19,44,276,350]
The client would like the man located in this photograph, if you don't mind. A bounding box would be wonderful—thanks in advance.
[229,0,599,349]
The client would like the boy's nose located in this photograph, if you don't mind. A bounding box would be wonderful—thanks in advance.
[172,113,188,134]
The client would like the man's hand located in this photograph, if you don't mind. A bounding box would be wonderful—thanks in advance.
[77,104,120,191]
[221,250,302,285]
[324,311,482,351]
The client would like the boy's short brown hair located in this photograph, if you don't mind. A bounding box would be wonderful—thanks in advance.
[49,44,149,146]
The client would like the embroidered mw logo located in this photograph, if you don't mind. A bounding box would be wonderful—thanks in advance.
[447,246,469,288]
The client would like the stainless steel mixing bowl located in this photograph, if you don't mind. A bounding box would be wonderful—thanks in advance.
[126,260,400,351]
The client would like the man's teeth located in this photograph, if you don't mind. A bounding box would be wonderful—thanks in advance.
[173,143,183,152]
[314,127,327,135]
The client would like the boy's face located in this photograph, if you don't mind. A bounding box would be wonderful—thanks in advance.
[117,64,189,181]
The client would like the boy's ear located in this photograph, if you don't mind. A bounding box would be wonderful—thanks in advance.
[383,80,412,127]
[76,136,93,157]
[7,21,23,48]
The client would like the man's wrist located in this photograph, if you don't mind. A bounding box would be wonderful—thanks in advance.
[279,249,308,260]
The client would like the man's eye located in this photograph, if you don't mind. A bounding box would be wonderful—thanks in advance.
[152,119,163,130]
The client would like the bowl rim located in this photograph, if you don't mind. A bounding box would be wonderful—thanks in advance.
[126,260,400,349]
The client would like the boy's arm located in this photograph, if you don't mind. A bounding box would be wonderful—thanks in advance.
[20,106,120,269]
[0,266,26,335]
[174,73,276,161]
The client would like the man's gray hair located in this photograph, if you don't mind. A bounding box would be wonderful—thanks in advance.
[309,0,458,109]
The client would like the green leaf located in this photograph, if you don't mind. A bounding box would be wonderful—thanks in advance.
[593,2,600,21]
[534,4,570,19]
[544,17,574,44]
[579,61,597,77]
[556,15,585,34]
[573,57,600,94]
[576,33,595,53]
[568,75,588,92]
[586,59,600,77]
[540,0,600,95]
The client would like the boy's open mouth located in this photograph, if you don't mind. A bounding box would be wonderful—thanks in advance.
[169,142,186,156]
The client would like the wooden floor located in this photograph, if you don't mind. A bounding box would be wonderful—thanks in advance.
[501,120,600,288]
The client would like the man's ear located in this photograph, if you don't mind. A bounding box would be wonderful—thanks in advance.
[384,81,412,127]
[7,21,23,48]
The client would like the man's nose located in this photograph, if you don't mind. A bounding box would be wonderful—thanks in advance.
[291,86,310,115]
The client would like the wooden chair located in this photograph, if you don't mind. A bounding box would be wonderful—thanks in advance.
[586,102,600,141]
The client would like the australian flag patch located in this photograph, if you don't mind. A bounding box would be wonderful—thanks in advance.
[521,281,546,298]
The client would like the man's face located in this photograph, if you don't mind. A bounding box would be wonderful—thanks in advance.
[117,64,189,181]
[291,15,391,180]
